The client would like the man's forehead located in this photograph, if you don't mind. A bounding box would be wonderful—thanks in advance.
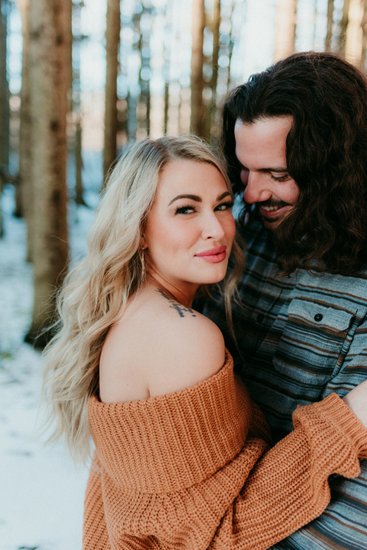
[234,116,292,165]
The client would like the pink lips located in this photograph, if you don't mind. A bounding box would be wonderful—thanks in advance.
[195,245,227,263]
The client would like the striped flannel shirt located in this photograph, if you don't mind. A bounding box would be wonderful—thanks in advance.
[202,218,367,549]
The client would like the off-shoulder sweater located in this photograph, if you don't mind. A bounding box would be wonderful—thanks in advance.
[83,353,367,550]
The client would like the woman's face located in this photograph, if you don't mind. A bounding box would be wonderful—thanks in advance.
[144,159,235,300]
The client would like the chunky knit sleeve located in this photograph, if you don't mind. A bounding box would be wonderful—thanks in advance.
[214,393,367,549]
[84,353,367,550]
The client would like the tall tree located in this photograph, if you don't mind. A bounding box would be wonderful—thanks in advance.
[17,0,32,252]
[209,0,221,140]
[73,0,85,205]
[26,0,71,347]
[338,0,351,56]
[344,0,365,65]
[325,0,335,50]
[103,0,120,181]
[162,1,173,135]
[126,89,138,141]
[362,0,367,69]
[225,0,235,91]
[190,0,206,137]
[137,3,153,138]
[311,0,319,49]
[0,0,10,171]
[274,0,297,61]
[0,0,10,237]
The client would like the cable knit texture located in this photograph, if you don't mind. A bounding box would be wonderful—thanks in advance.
[83,353,367,549]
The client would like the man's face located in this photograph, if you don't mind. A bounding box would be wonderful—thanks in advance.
[234,116,299,230]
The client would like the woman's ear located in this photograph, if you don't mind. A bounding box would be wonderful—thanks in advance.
[140,237,148,250]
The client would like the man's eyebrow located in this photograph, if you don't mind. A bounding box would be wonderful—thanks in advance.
[168,191,231,206]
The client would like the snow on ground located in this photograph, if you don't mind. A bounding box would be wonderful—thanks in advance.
[0,185,96,550]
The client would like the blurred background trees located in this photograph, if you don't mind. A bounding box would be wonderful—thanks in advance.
[1,0,367,347]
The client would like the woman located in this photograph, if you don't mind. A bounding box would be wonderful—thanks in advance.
[43,136,367,550]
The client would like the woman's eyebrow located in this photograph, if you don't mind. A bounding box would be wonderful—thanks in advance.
[168,194,201,205]
[168,191,231,206]
[217,191,232,200]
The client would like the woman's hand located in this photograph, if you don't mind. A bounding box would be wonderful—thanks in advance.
[343,380,367,428]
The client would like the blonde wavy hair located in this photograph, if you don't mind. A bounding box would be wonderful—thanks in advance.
[42,135,244,462]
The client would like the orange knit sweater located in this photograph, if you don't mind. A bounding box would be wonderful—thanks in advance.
[83,353,367,550]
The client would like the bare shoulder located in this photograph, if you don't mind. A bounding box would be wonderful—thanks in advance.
[99,288,226,402]
[145,293,226,397]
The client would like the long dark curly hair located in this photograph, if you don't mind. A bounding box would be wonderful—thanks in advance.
[223,51,367,275]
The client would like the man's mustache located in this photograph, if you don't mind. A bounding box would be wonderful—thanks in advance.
[256,199,290,208]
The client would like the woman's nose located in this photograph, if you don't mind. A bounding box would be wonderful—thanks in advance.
[201,212,225,240]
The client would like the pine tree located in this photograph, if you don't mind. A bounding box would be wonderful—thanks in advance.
[26,0,71,347]
[103,0,121,181]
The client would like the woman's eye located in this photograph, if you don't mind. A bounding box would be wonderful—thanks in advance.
[175,205,196,215]
[216,201,234,211]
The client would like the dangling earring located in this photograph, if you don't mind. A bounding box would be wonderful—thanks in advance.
[139,248,146,280]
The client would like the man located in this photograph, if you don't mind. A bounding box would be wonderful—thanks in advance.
[204,51,367,548]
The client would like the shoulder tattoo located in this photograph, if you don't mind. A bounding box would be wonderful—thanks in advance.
[157,289,197,318]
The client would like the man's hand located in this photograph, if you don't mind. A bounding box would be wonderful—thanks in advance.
[344,380,367,428]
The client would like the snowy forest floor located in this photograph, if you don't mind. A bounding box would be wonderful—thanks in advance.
[0,184,96,550]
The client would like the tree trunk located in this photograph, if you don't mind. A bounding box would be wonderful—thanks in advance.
[162,1,173,135]
[0,0,10,236]
[209,0,221,141]
[127,89,138,141]
[17,0,33,256]
[362,0,367,69]
[103,0,120,181]
[75,117,85,205]
[73,0,85,205]
[311,0,319,49]
[137,7,152,139]
[0,0,9,170]
[163,81,169,135]
[0,174,4,238]
[325,0,335,50]
[190,0,206,137]
[338,0,351,56]
[345,0,364,65]
[26,0,70,348]
[225,1,234,91]
[274,0,297,61]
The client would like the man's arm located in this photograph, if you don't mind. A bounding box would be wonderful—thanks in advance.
[274,462,367,549]
[274,341,367,549]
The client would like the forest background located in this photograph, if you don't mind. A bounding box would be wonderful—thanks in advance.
[0,0,367,549]
[1,0,367,346]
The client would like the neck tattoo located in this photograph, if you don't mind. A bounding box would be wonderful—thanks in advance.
[156,289,196,318]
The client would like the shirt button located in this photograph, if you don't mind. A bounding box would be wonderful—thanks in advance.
[314,313,323,322]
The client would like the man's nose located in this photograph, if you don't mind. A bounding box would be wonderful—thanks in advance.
[243,172,272,204]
